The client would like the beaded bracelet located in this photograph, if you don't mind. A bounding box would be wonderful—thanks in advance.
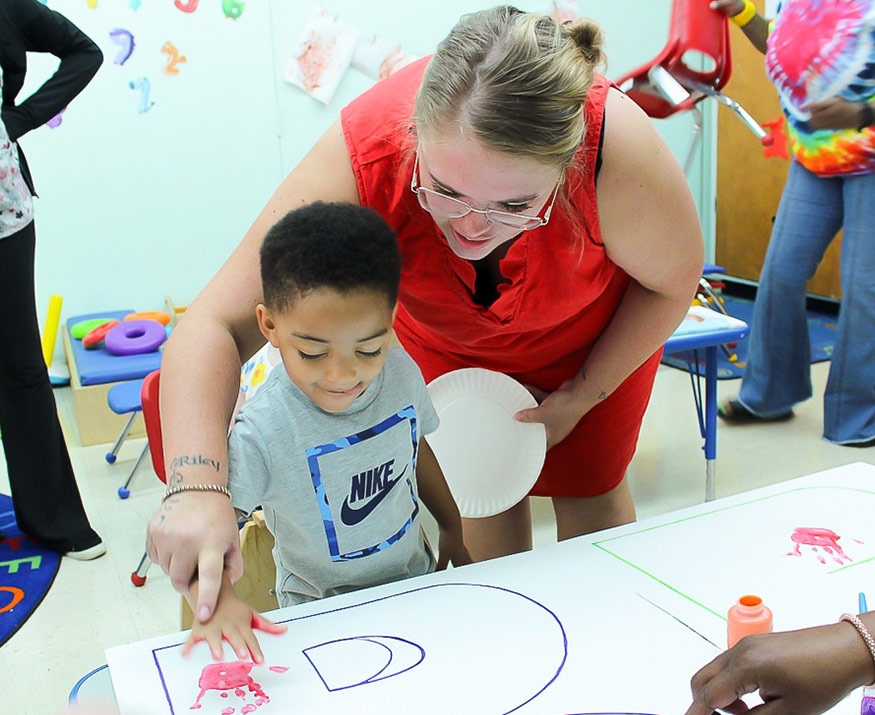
[840,613,875,686]
[731,0,758,27]
[162,483,232,503]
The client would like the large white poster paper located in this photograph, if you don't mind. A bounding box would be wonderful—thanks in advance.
[107,583,568,714]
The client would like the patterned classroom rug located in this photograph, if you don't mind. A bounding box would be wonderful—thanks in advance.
[0,493,61,647]
[662,294,837,379]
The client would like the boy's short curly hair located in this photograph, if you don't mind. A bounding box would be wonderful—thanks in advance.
[260,202,401,312]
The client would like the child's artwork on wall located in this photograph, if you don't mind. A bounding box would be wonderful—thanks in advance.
[161,41,187,75]
[352,36,419,80]
[541,0,581,23]
[109,28,135,66]
[128,76,155,113]
[283,7,360,105]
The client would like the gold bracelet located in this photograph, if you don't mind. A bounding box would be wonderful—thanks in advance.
[840,613,875,686]
[162,483,232,503]
[731,0,758,27]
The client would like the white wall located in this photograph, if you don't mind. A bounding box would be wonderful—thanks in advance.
[27,0,711,362]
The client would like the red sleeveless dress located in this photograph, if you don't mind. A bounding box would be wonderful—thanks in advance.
[341,58,662,498]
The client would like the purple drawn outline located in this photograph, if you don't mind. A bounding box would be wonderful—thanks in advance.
[302,635,425,690]
[149,582,568,714]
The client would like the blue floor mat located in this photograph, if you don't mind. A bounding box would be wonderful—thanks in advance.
[0,493,61,647]
[661,295,837,379]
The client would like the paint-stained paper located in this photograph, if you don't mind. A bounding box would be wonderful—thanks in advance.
[283,7,360,105]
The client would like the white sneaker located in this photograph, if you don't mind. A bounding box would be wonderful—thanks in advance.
[65,539,107,561]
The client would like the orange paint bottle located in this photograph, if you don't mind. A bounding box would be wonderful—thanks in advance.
[727,594,773,648]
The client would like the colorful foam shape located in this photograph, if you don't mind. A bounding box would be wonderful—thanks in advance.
[70,317,119,340]
[124,310,171,326]
[83,319,121,350]
[105,320,167,356]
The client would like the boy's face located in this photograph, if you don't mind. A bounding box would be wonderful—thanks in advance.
[256,287,397,413]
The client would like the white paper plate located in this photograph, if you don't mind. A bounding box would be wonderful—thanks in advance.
[425,368,547,518]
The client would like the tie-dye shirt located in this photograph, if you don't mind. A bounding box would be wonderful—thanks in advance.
[766,0,875,176]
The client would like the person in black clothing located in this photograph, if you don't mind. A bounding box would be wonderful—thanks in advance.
[0,0,105,559]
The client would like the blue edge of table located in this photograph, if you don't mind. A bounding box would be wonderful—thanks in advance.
[664,318,749,502]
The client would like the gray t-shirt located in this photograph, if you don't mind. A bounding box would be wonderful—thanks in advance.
[229,345,439,607]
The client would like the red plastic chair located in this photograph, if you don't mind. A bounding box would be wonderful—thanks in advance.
[615,0,771,167]
[131,369,165,586]
[140,369,165,482]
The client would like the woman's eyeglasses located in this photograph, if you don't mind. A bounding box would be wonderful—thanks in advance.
[410,152,562,231]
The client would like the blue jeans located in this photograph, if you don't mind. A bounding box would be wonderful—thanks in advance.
[737,161,875,444]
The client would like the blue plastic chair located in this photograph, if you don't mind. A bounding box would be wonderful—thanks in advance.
[105,378,148,499]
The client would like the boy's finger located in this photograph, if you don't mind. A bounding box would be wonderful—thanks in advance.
[222,628,252,661]
[251,612,288,635]
[181,635,202,658]
[242,629,266,664]
[208,632,226,661]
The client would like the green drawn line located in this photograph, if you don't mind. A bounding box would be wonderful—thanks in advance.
[592,544,726,621]
[828,554,875,575]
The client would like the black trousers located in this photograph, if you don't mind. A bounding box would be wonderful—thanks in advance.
[0,222,98,551]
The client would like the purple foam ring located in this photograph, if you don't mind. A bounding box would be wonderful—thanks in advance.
[104,319,166,356]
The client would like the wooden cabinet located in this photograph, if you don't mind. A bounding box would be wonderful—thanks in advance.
[715,0,842,300]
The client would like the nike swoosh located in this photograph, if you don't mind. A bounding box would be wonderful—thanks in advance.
[340,464,409,526]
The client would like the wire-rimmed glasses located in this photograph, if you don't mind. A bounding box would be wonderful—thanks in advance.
[410,152,562,231]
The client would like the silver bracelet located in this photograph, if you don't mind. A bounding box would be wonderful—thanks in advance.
[162,483,232,503]
[840,613,875,686]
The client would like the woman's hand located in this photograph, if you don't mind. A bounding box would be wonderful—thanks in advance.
[686,624,875,715]
[709,0,746,17]
[515,379,587,450]
[146,491,243,623]
[808,98,871,131]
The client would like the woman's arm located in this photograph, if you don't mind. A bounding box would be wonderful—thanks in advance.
[808,97,875,132]
[582,88,703,407]
[2,0,103,141]
[518,89,703,447]
[711,0,770,55]
[147,118,361,622]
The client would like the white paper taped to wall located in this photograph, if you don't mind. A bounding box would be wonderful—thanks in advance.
[283,6,360,105]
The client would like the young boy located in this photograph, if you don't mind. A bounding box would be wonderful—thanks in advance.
[185,202,471,662]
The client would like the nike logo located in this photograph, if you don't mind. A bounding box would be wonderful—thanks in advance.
[340,462,409,526]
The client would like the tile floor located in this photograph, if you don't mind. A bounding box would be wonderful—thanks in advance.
[1,359,873,714]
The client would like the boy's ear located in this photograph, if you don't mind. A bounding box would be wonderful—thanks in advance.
[255,304,279,347]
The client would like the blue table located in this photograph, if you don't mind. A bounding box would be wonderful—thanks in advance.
[664,311,749,502]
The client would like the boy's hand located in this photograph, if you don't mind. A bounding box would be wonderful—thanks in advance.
[183,575,286,663]
[435,526,473,571]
